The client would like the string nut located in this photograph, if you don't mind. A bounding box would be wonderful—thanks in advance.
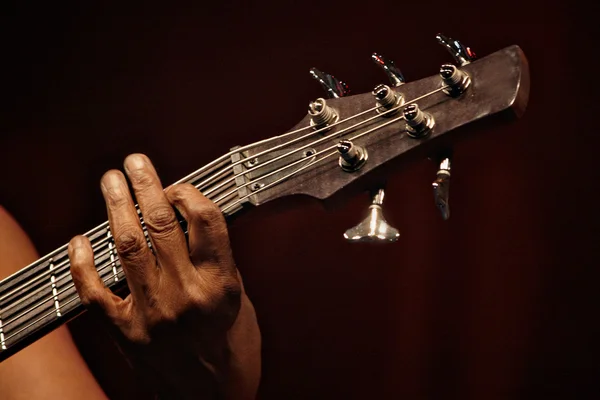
[372,84,404,116]
[440,64,471,97]
[338,140,368,172]
[404,104,434,138]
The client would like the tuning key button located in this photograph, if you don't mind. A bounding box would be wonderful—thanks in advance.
[344,188,400,242]
[372,84,404,116]
[432,157,451,220]
[435,33,476,66]
[337,140,368,172]
[372,53,405,87]
[403,104,434,138]
[308,98,339,131]
[440,64,471,97]
[309,67,350,98]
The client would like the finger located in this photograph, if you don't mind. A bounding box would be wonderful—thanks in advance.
[123,154,190,272]
[101,169,157,302]
[68,235,124,320]
[165,183,234,269]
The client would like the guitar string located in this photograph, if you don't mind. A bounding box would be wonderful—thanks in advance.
[0,92,410,304]
[1,85,449,339]
[0,101,381,296]
[209,88,445,204]
[0,104,384,302]
[3,114,401,341]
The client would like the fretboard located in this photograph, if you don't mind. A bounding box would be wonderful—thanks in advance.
[0,157,245,362]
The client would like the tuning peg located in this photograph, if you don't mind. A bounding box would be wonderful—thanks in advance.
[435,33,476,66]
[344,188,400,243]
[371,53,405,87]
[309,67,350,98]
[432,157,451,220]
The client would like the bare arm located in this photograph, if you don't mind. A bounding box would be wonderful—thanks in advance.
[0,206,108,400]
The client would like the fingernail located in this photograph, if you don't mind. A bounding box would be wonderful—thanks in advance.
[101,172,125,196]
[69,237,84,258]
[124,154,146,172]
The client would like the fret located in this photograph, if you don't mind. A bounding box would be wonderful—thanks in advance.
[106,227,119,282]
[48,259,61,317]
[0,315,5,350]
[0,156,246,360]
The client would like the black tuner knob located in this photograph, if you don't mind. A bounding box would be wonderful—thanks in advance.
[309,68,350,98]
[371,53,405,87]
[435,33,476,66]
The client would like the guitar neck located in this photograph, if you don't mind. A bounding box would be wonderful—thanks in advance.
[0,157,246,362]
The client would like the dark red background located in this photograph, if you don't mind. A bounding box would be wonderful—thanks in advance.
[1,2,599,399]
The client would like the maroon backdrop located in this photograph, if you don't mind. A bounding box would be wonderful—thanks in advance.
[1,2,599,399]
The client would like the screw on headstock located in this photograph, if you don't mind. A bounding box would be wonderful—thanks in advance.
[309,67,350,98]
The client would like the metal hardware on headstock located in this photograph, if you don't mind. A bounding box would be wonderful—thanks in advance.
[432,157,451,220]
[233,39,527,238]
[436,33,476,66]
[372,53,405,87]
[404,103,434,138]
[440,64,471,97]
[343,188,400,242]
[308,98,338,131]
[337,140,368,172]
[309,67,350,98]
[373,84,404,116]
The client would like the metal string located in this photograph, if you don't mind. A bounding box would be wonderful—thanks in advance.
[0,85,449,342]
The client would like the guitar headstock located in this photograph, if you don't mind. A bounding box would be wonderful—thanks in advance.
[220,35,530,241]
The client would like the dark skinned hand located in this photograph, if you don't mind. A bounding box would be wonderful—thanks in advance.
[67,154,261,399]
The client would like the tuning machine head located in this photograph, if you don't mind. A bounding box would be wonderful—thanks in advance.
[436,33,476,66]
[372,53,405,87]
[344,188,399,243]
[309,67,350,98]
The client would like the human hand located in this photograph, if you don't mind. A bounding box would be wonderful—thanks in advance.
[67,154,261,399]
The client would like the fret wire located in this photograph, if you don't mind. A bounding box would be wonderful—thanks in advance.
[0,99,376,301]
[0,86,450,351]
[0,230,112,303]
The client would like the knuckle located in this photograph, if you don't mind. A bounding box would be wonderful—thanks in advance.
[115,228,147,262]
[80,287,105,309]
[128,167,154,188]
[190,200,224,228]
[143,206,179,236]
[197,271,242,309]
[169,183,196,199]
